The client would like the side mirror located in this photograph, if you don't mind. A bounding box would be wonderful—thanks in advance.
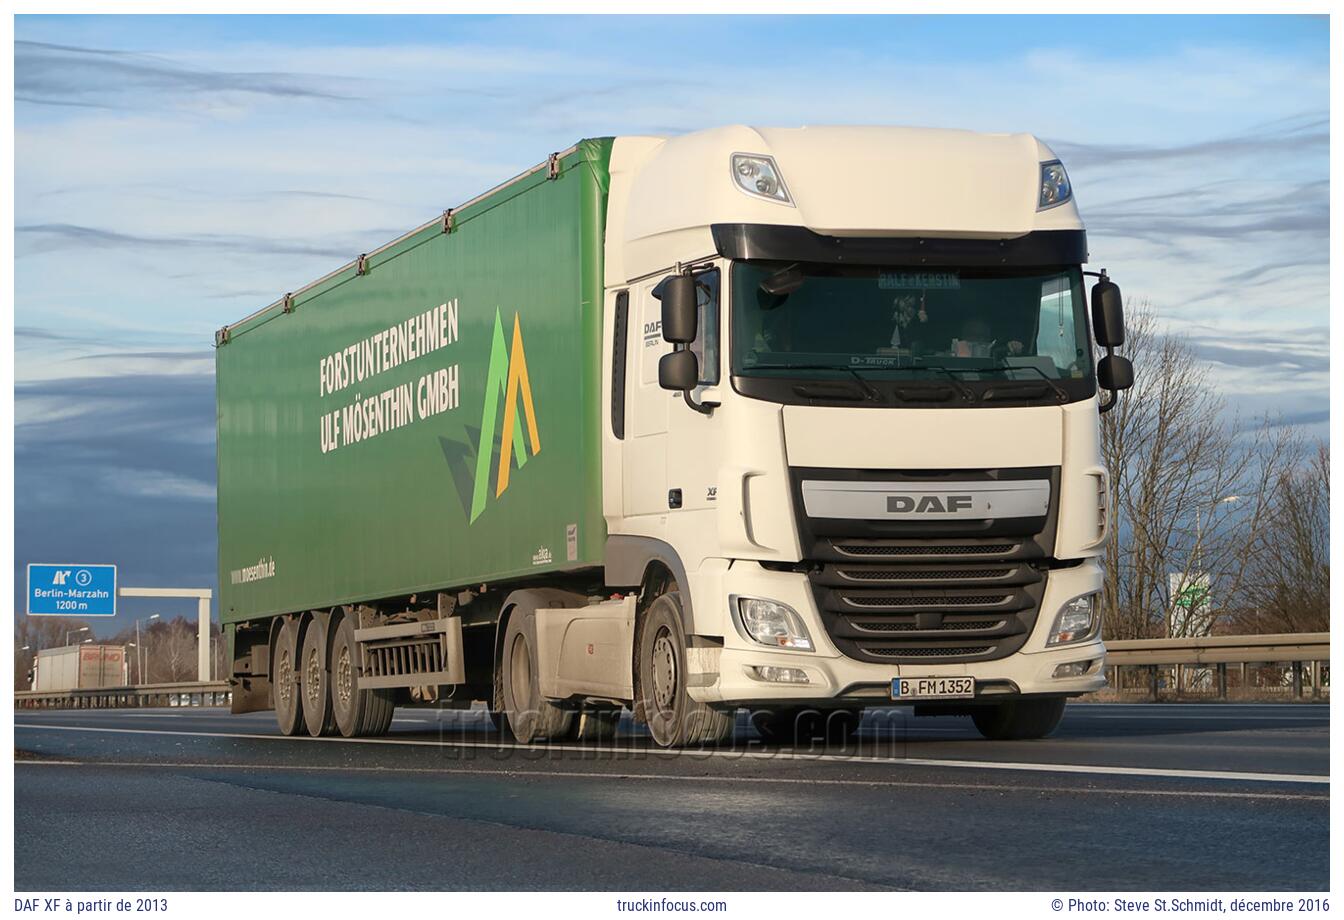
[1090,278,1125,347]
[1097,354,1134,392]
[659,274,697,344]
[659,350,699,391]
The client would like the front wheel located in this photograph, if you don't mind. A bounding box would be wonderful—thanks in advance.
[971,697,1066,740]
[637,592,733,748]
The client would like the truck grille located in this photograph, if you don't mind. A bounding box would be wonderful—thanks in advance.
[833,542,1014,557]
[836,567,1013,581]
[865,645,994,658]
[806,536,1047,664]
[852,619,1004,633]
[789,465,1060,666]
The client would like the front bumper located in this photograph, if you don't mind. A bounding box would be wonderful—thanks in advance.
[687,558,1107,706]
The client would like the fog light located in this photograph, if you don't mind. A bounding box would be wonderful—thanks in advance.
[752,666,810,684]
[1053,660,1094,679]
[1048,592,1099,646]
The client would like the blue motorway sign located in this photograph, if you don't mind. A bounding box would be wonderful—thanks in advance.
[27,564,118,616]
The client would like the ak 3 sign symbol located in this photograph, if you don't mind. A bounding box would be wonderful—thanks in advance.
[470,308,541,523]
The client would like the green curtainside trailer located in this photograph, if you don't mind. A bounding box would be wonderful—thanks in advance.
[216,139,614,628]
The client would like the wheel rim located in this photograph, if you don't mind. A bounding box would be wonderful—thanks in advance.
[651,629,678,713]
[276,649,292,710]
[509,633,531,710]
[305,644,322,708]
[335,644,353,707]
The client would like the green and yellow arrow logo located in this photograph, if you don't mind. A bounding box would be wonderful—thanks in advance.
[470,308,541,522]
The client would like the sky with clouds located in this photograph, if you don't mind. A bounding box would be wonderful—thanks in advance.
[12,14,1330,624]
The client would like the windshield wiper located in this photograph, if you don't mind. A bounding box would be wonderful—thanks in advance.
[745,363,882,402]
[991,362,1070,403]
[890,364,977,403]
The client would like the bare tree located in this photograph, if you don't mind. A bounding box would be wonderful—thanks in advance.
[146,617,198,683]
[1231,442,1330,633]
[1100,302,1297,639]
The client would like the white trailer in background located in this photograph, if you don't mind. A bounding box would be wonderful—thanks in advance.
[33,644,128,692]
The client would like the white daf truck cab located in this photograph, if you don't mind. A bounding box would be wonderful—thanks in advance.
[598,125,1133,743]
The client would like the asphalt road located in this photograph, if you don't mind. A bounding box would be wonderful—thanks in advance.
[13,702,1329,891]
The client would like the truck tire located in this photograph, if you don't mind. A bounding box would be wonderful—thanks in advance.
[300,614,337,737]
[330,614,395,738]
[638,592,733,748]
[272,617,305,736]
[500,607,574,743]
[752,707,862,746]
[971,697,1066,741]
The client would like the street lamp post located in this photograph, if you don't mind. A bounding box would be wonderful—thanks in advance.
[136,614,160,686]
[65,626,89,646]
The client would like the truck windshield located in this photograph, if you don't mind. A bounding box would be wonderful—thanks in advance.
[731,262,1092,388]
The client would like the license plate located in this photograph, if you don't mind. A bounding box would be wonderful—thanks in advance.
[891,676,975,700]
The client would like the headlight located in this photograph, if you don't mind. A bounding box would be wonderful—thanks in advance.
[1048,592,1099,646]
[1038,159,1072,210]
[731,153,793,206]
[735,597,814,651]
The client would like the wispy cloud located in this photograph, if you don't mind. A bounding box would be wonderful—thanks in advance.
[15,39,360,109]
[1051,113,1327,168]
[1190,341,1329,373]
[16,222,361,260]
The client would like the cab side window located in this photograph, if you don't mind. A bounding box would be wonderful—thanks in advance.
[690,269,720,386]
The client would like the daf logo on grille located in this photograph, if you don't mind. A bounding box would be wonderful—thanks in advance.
[887,494,974,514]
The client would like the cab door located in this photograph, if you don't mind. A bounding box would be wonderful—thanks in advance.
[663,267,727,523]
[622,277,670,519]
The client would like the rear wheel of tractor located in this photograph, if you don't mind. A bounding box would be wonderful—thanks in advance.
[272,617,305,736]
[500,608,574,743]
[971,697,1067,741]
[638,592,733,748]
[330,614,395,738]
[300,615,337,737]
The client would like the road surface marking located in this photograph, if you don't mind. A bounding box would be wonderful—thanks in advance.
[13,758,1328,801]
[14,723,1328,785]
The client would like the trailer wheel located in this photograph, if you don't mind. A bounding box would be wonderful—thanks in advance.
[751,707,862,746]
[500,608,574,743]
[272,618,305,737]
[330,614,394,738]
[638,592,733,748]
[971,697,1066,741]
[300,615,337,737]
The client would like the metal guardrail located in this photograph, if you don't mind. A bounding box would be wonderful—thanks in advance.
[15,681,231,709]
[10,634,1330,708]
[1103,632,1329,701]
